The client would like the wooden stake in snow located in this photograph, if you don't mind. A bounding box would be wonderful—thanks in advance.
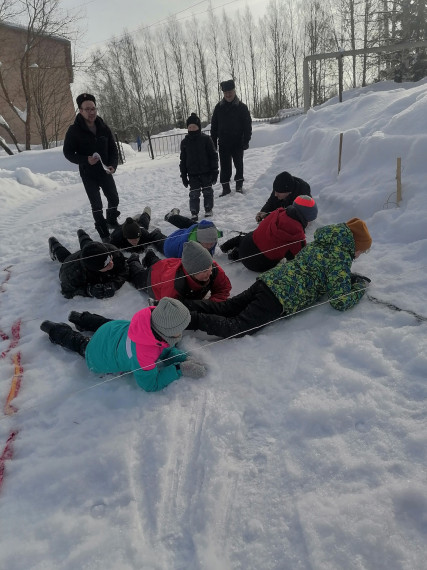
[396,157,402,204]
[338,133,343,174]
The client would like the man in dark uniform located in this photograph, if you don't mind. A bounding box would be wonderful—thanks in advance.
[210,80,252,197]
[63,93,120,242]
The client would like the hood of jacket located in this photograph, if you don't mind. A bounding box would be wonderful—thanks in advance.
[260,208,304,243]
[128,307,168,349]
[314,223,355,256]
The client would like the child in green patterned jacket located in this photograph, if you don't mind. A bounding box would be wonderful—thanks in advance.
[185,218,372,338]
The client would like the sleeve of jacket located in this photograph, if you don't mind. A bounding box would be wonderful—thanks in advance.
[179,139,188,178]
[206,136,219,171]
[261,190,278,214]
[326,264,366,311]
[210,107,218,148]
[133,347,187,392]
[106,126,118,169]
[104,246,129,290]
[209,262,232,302]
[63,125,88,167]
[59,259,90,299]
[242,104,252,145]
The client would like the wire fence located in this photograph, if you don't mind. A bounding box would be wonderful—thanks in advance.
[145,108,305,159]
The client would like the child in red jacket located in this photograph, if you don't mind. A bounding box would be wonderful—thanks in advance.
[128,241,231,302]
[220,195,318,272]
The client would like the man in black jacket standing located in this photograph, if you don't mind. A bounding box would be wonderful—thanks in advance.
[63,93,120,242]
[210,80,252,197]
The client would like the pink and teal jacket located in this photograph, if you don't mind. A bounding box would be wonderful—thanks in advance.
[85,307,187,391]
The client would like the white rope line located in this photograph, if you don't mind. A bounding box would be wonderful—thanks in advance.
[21,180,234,228]
[0,285,372,423]
[0,233,305,281]
[1,249,427,334]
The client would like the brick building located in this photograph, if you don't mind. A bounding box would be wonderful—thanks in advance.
[0,21,75,148]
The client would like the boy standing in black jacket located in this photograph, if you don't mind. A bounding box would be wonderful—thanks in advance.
[180,113,218,221]
[63,93,120,242]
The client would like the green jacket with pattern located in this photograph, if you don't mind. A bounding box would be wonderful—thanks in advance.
[259,223,367,314]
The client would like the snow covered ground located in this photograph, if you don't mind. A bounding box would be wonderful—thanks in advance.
[0,79,426,570]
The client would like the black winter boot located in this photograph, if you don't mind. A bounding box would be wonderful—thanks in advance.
[48,237,71,263]
[235,181,244,193]
[95,221,110,243]
[40,321,88,357]
[148,228,166,253]
[69,311,111,332]
[143,248,160,268]
[219,183,231,197]
[48,237,60,261]
[106,208,121,229]
[220,235,242,253]
[227,247,240,261]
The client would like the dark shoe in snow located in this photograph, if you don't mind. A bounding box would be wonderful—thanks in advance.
[204,210,213,217]
[191,213,198,222]
[68,311,85,332]
[48,237,59,261]
[164,207,180,222]
[227,247,240,261]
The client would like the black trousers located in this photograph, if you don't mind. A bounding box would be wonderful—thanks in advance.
[188,174,214,214]
[166,214,195,229]
[220,234,279,272]
[219,147,244,185]
[185,280,283,338]
[82,172,119,225]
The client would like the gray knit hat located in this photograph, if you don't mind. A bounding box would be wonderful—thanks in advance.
[151,297,191,345]
[196,222,218,244]
[182,241,212,275]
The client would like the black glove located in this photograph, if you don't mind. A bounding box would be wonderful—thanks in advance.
[127,253,140,265]
[350,273,371,286]
[242,142,249,151]
[87,283,116,299]
[181,175,189,188]
[211,172,218,185]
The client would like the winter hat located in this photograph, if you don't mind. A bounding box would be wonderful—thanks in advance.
[186,113,201,129]
[81,242,111,271]
[182,241,212,275]
[220,79,235,92]
[122,217,142,239]
[76,93,96,108]
[196,222,218,244]
[273,171,295,194]
[293,195,318,222]
[346,218,372,252]
[151,297,191,345]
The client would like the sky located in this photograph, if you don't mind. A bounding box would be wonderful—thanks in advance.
[62,0,267,49]
[0,79,427,569]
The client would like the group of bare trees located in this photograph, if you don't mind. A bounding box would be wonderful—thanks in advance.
[1,0,426,152]
[84,0,427,142]
[0,0,78,152]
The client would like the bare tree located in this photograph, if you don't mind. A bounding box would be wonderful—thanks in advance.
[0,0,78,149]
[165,17,189,122]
